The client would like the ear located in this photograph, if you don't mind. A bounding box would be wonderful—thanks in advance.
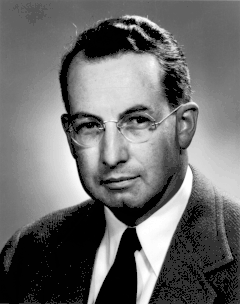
[176,102,199,149]
[61,114,70,133]
[61,114,77,158]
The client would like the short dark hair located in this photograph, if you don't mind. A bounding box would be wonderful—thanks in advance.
[59,15,192,113]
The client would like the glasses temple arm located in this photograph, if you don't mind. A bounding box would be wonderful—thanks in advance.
[154,104,182,126]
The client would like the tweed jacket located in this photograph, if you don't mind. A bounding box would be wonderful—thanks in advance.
[1,167,240,303]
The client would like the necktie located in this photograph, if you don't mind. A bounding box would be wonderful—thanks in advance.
[95,227,141,304]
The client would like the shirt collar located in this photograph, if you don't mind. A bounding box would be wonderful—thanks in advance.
[104,166,193,274]
[104,206,127,264]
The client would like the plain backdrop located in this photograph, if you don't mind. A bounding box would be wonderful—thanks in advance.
[1,0,240,250]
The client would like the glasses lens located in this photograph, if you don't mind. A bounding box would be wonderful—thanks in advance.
[120,114,154,143]
[71,119,103,147]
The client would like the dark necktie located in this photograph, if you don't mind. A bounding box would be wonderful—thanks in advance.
[95,227,141,304]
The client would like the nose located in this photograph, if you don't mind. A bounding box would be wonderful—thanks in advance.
[100,122,129,168]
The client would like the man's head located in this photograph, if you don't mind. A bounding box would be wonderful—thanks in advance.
[59,15,192,113]
[60,15,198,225]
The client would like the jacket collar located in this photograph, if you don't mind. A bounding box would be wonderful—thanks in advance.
[149,166,233,303]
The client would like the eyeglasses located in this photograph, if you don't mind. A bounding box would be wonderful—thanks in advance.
[68,104,182,147]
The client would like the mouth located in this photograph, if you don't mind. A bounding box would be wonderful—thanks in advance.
[101,176,139,190]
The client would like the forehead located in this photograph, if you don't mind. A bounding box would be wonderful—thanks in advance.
[68,53,166,117]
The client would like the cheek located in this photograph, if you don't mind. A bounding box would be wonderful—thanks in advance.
[132,141,161,181]
[75,148,99,178]
[140,135,177,178]
[147,145,164,174]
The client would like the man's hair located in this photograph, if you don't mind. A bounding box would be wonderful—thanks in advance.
[59,15,192,113]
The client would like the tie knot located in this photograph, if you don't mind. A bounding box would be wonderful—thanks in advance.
[119,227,141,254]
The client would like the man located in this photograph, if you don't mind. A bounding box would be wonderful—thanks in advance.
[1,15,240,303]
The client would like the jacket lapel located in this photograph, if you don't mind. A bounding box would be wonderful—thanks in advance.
[52,201,106,303]
[149,167,233,303]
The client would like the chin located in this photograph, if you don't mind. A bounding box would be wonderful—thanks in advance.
[107,193,147,210]
[96,190,142,209]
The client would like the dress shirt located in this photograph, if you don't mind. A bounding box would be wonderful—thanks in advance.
[87,166,193,304]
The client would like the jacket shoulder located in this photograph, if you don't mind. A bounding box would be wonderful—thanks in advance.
[191,166,240,302]
[0,199,106,302]
[221,192,240,253]
[192,166,240,251]
[1,199,97,271]
[213,191,240,302]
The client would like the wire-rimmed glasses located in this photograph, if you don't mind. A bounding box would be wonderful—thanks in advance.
[68,104,182,147]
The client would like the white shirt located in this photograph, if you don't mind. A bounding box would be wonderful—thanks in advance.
[87,166,193,304]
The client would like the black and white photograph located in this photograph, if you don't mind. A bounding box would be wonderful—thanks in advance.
[1,1,240,303]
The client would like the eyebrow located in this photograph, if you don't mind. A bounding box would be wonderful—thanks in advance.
[121,105,154,117]
[71,104,155,121]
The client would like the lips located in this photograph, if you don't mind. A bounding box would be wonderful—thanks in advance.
[103,176,136,183]
[101,176,139,189]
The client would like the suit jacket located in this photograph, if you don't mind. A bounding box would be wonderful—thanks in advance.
[1,167,240,303]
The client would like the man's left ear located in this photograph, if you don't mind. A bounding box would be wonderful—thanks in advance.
[176,101,199,149]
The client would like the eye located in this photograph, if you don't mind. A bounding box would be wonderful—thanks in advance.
[74,120,102,134]
[129,116,150,123]
[122,114,153,129]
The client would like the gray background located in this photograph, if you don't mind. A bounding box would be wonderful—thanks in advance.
[1,0,240,250]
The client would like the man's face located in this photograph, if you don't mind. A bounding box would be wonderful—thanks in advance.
[67,53,181,224]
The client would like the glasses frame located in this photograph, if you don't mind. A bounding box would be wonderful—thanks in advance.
[68,104,182,147]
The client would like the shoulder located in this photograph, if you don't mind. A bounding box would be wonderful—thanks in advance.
[11,199,97,240]
[220,192,240,255]
[189,166,240,301]
[190,165,240,258]
[0,200,106,302]
[1,199,103,271]
[190,165,240,215]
